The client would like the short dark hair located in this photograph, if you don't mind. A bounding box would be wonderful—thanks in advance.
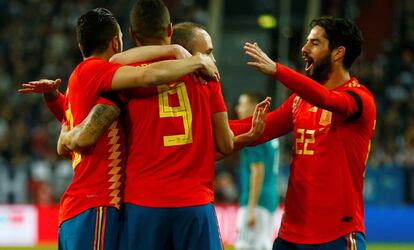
[130,0,170,45]
[310,16,363,69]
[172,22,205,54]
[242,91,266,104]
[76,8,119,57]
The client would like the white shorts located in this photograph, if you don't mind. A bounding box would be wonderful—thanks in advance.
[235,206,276,250]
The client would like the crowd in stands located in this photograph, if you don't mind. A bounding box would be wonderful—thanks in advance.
[0,0,412,205]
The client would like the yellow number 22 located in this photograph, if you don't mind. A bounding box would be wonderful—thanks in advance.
[295,128,315,155]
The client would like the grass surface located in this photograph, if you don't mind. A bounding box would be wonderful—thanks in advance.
[0,243,413,250]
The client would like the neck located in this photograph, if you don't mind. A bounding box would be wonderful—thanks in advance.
[135,37,170,47]
[84,50,114,61]
[323,65,351,89]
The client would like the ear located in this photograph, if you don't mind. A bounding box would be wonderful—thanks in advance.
[78,43,85,58]
[129,27,142,46]
[333,46,346,62]
[111,36,119,52]
[167,22,173,38]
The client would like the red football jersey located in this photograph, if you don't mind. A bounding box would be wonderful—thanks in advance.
[123,62,227,207]
[46,92,65,122]
[59,57,126,225]
[229,64,376,243]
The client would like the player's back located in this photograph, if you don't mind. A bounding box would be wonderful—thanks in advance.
[279,78,376,244]
[60,57,126,225]
[123,72,226,207]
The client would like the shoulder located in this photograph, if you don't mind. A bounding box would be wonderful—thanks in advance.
[78,58,117,74]
[342,78,376,120]
[342,78,373,96]
[342,78,375,105]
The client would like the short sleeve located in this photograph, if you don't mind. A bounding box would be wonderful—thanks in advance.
[95,60,123,93]
[95,96,118,107]
[209,81,227,114]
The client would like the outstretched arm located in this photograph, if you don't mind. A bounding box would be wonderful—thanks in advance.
[110,44,191,64]
[58,103,120,153]
[232,97,270,147]
[244,42,361,118]
[18,79,66,121]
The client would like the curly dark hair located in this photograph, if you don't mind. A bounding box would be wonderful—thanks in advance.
[310,16,363,69]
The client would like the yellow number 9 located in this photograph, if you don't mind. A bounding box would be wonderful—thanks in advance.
[158,82,193,147]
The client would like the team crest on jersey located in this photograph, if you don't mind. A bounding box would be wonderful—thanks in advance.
[319,109,332,126]
[347,79,360,88]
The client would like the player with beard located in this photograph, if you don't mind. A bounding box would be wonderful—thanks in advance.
[234,16,376,250]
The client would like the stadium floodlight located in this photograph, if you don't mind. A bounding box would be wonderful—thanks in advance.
[258,14,277,29]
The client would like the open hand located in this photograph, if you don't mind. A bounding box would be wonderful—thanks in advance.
[248,96,271,139]
[172,44,192,59]
[244,42,277,75]
[197,53,220,82]
[18,78,62,94]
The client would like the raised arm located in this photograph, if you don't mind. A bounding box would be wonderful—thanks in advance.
[110,53,219,90]
[244,42,360,118]
[110,44,191,64]
[58,103,120,153]
[227,95,294,148]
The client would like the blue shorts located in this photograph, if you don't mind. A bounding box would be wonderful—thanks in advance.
[273,232,366,250]
[119,203,223,250]
[58,206,120,250]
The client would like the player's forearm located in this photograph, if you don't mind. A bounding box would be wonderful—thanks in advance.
[214,129,261,160]
[57,125,72,158]
[229,119,252,136]
[145,56,206,86]
[111,55,205,90]
[248,163,264,210]
[274,63,359,116]
[251,97,294,146]
[43,90,60,102]
[65,104,120,152]
[60,126,84,152]
[233,131,257,149]
[212,112,234,155]
[109,45,177,65]
[45,92,65,122]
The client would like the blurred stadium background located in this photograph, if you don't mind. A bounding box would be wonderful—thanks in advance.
[0,0,413,249]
